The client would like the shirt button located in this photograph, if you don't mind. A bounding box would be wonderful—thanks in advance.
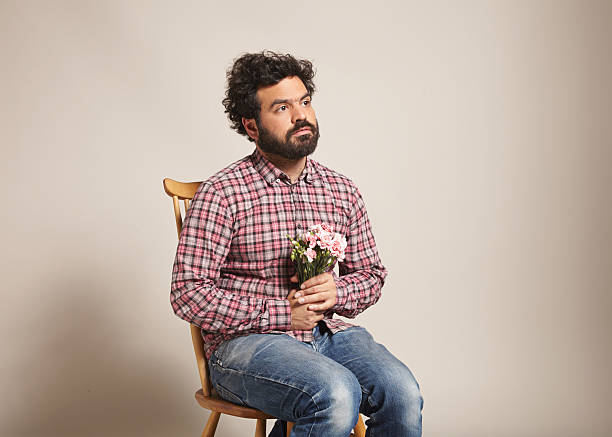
[275,178,280,183]
[297,223,302,229]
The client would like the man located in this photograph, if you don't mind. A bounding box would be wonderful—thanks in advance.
[171,51,423,436]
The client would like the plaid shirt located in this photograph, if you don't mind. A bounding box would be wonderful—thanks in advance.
[171,148,388,361]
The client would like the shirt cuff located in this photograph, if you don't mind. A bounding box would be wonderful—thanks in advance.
[267,298,292,331]
[331,271,350,312]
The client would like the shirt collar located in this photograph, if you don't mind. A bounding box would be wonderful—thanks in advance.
[250,147,319,186]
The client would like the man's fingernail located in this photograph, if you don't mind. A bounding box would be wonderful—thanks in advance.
[298,298,304,303]
[300,284,305,289]
[295,292,301,298]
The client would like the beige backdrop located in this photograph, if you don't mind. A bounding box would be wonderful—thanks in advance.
[2,1,611,436]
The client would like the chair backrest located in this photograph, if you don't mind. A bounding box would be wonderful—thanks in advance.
[163,178,213,396]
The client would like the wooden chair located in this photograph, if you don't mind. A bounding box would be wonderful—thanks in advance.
[164,177,367,437]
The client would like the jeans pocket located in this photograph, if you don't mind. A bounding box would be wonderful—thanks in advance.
[213,340,231,363]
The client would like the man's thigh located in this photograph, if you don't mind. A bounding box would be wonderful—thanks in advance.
[320,326,422,416]
[208,332,361,421]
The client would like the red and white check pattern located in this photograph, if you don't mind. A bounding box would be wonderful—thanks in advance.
[171,148,388,361]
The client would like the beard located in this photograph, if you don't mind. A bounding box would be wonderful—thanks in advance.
[256,118,320,160]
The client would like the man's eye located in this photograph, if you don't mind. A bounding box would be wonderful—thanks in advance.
[277,105,287,112]
[302,100,311,106]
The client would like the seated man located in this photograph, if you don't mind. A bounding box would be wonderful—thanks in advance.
[170,50,423,437]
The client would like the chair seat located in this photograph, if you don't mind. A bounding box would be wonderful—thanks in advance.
[195,389,276,419]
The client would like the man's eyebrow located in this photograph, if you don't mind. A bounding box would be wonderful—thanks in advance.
[268,92,311,110]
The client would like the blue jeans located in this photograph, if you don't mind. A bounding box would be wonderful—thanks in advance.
[208,322,423,436]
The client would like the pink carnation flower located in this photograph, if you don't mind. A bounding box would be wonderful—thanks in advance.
[305,248,317,262]
[330,237,347,261]
[288,223,348,286]
[304,232,318,248]
[317,232,334,250]
[309,224,323,234]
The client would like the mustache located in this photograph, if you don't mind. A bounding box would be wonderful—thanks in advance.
[287,120,316,136]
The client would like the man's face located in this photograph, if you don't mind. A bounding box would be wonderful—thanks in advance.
[252,76,320,160]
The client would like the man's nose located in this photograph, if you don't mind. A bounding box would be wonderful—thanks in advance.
[291,105,307,123]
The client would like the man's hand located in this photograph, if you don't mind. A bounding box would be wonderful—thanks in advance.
[287,287,324,331]
[292,272,338,312]
[286,272,337,331]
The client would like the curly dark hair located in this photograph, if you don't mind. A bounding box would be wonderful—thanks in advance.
[222,50,316,142]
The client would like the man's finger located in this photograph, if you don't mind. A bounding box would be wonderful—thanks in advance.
[297,292,327,305]
[294,285,322,298]
[295,286,323,300]
[304,285,325,295]
[309,302,331,312]
[300,273,329,290]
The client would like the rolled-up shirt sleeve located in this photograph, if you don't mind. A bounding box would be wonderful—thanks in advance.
[170,182,292,334]
[331,185,388,318]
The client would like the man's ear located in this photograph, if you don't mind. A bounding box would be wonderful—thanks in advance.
[242,117,259,142]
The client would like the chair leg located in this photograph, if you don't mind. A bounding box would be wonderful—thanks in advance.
[286,421,294,436]
[353,414,366,437]
[201,411,221,437]
[255,418,266,437]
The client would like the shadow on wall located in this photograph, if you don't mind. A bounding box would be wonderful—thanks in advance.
[4,272,203,437]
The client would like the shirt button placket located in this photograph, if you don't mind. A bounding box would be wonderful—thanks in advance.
[291,183,302,235]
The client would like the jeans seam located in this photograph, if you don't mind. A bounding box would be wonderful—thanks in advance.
[213,364,321,422]
[215,381,248,406]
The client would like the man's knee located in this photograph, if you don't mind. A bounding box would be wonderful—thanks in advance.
[328,374,362,413]
[397,374,423,413]
[307,370,362,430]
[376,364,423,417]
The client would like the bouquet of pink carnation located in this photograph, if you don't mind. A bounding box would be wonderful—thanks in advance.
[287,223,348,287]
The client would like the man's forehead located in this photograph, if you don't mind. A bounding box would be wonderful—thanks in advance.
[257,76,308,103]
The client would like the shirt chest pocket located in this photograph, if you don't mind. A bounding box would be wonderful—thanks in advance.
[300,208,348,239]
[230,203,292,264]
[293,184,349,238]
